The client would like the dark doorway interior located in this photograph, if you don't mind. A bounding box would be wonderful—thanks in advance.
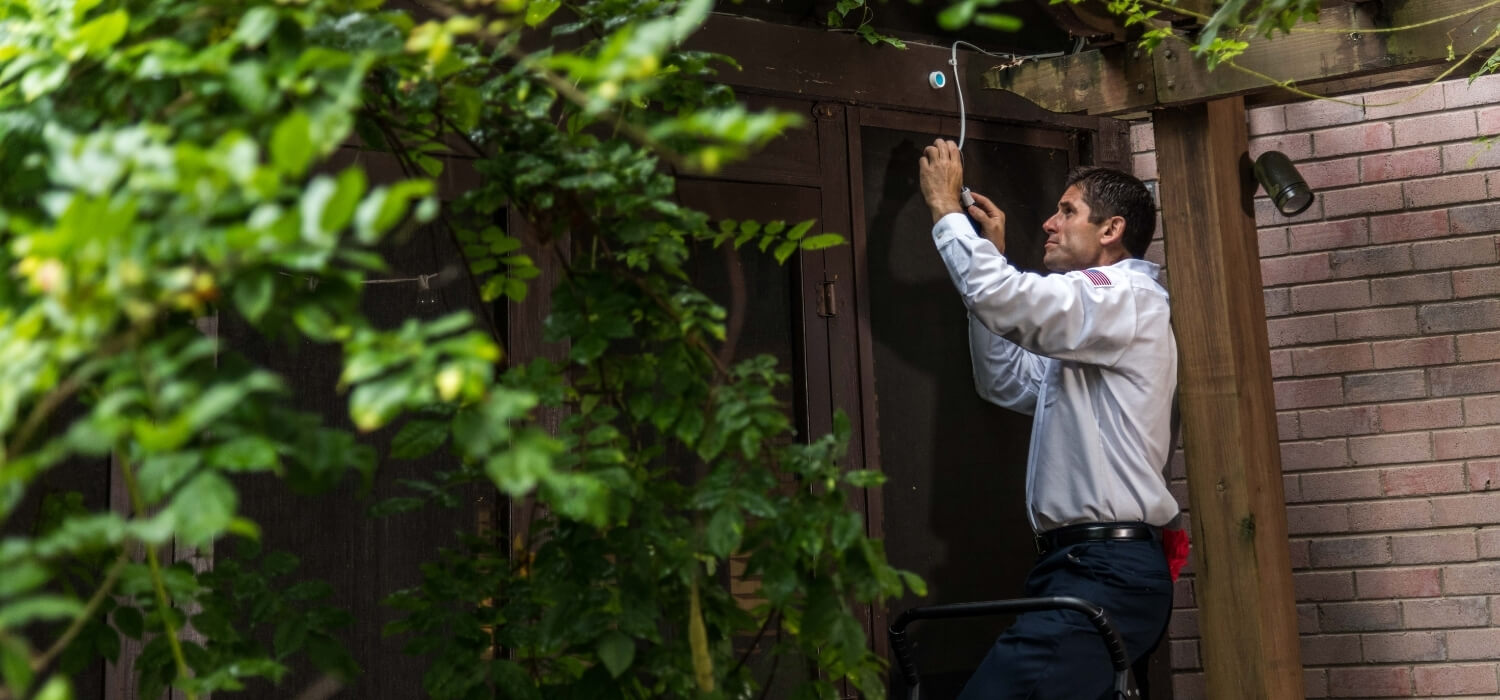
[859,118,1073,698]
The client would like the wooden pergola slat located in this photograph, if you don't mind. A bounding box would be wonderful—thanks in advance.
[987,0,1500,116]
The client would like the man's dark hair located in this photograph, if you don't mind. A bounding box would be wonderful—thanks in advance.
[1064,166,1156,259]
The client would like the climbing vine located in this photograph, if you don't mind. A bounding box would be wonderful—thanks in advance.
[0,0,920,698]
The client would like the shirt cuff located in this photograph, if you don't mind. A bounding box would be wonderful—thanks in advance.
[932,212,978,246]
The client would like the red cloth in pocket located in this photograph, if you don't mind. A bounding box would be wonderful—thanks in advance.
[1163,528,1190,581]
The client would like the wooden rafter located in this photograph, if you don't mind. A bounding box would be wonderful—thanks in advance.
[985,0,1500,116]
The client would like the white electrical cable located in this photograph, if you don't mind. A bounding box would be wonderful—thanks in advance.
[947,40,1065,155]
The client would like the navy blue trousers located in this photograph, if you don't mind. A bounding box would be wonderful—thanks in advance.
[956,539,1173,700]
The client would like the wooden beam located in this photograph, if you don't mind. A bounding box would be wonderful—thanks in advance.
[1032,0,1128,42]
[986,0,1500,115]
[688,13,1101,130]
[1154,97,1304,700]
[983,43,1157,115]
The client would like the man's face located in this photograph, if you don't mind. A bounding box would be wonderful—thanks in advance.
[1041,184,1112,273]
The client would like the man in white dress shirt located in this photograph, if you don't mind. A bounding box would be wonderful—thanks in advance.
[917,138,1178,700]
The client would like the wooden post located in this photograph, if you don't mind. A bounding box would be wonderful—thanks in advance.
[1154,97,1305,700]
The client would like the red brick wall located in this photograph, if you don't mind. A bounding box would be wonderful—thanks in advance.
[1131,74,1500,699]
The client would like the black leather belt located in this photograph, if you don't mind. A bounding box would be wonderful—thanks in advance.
[1034,522,1159,556]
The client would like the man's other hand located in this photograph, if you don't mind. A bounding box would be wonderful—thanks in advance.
[918,139,964,224]
[967,190,1007,255]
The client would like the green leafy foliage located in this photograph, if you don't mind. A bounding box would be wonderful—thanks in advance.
[1474,46,1500,84]
[1,0,912,698]
[938,0,1020,33]
[826,0,907,49]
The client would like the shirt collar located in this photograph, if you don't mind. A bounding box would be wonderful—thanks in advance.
[1108,257,1161,281]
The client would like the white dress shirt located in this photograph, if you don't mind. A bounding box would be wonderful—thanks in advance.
[931,213,1180,533]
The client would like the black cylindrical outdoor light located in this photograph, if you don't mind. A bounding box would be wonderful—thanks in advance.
[1254,150,1314,217]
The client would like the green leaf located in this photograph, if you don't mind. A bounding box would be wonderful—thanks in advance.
[168,472,237,547]
[705,507,743,558]
[355,180,432,243]
[391,419,449,459]
[74,10,130,57]
[286,580,334,601]
[786,219,815,241]
[349,378,410,432]
[596,631,634,678]
[272,110,313,177]
[938,0,976,30]
[415,154,444,177]
[899,570,928,597]
[235,7,280,47]
[504,278,529,302]
[0,595,83,628]
[301,176,338,242]
[114,606,144,640]
[799,233,844,250]
[973,12,1023,31]
[525,0,562,27]
[304,632,356,678]
[206,436,280,472]
[21,61,69,101]
[320,168,367,234]
[0,560,49,597]
[0,637,32,699]
[484,437,555,495]
[274,618,309,659]
[854,23,905,48]
[448,85,482,132]
[33,676,72,700]
[831,511,862,552]
[773,240,798,264]
[264,551,300,578]
[233,269,275,323]
[842,469,885,488]
[491,659,541,700]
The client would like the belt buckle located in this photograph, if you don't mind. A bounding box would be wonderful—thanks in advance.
[1033,533,1046,556]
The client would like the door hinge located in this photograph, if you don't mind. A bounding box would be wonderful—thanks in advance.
[817,276,838,318]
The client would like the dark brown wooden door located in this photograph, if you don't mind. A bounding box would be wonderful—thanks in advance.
[847,107,1080,698]
[223,224,494,700]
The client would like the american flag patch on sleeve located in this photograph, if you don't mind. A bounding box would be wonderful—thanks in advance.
[1083,269,1112,287]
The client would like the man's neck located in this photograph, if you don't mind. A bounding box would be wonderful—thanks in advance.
[1079,250,1131,270]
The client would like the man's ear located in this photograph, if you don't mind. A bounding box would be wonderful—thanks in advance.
[1099,215,1126,247]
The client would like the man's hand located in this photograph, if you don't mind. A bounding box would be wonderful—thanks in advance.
[966,191,1007,254]
[918,139,964,224]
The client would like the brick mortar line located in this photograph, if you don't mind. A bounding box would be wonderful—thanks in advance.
[1290,525,1493,540]
[1258,262,1500,274]
[1279,463,1495,478]
[1274,374,1500,386]
[1255,240,1500,260]
[1264,301,1496,311]
[1289,563,1486,575]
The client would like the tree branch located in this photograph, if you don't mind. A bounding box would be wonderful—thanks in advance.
[119,454,196,700]
[727,610,778,680]
[30,550,130,673]
[5,327,139,463]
